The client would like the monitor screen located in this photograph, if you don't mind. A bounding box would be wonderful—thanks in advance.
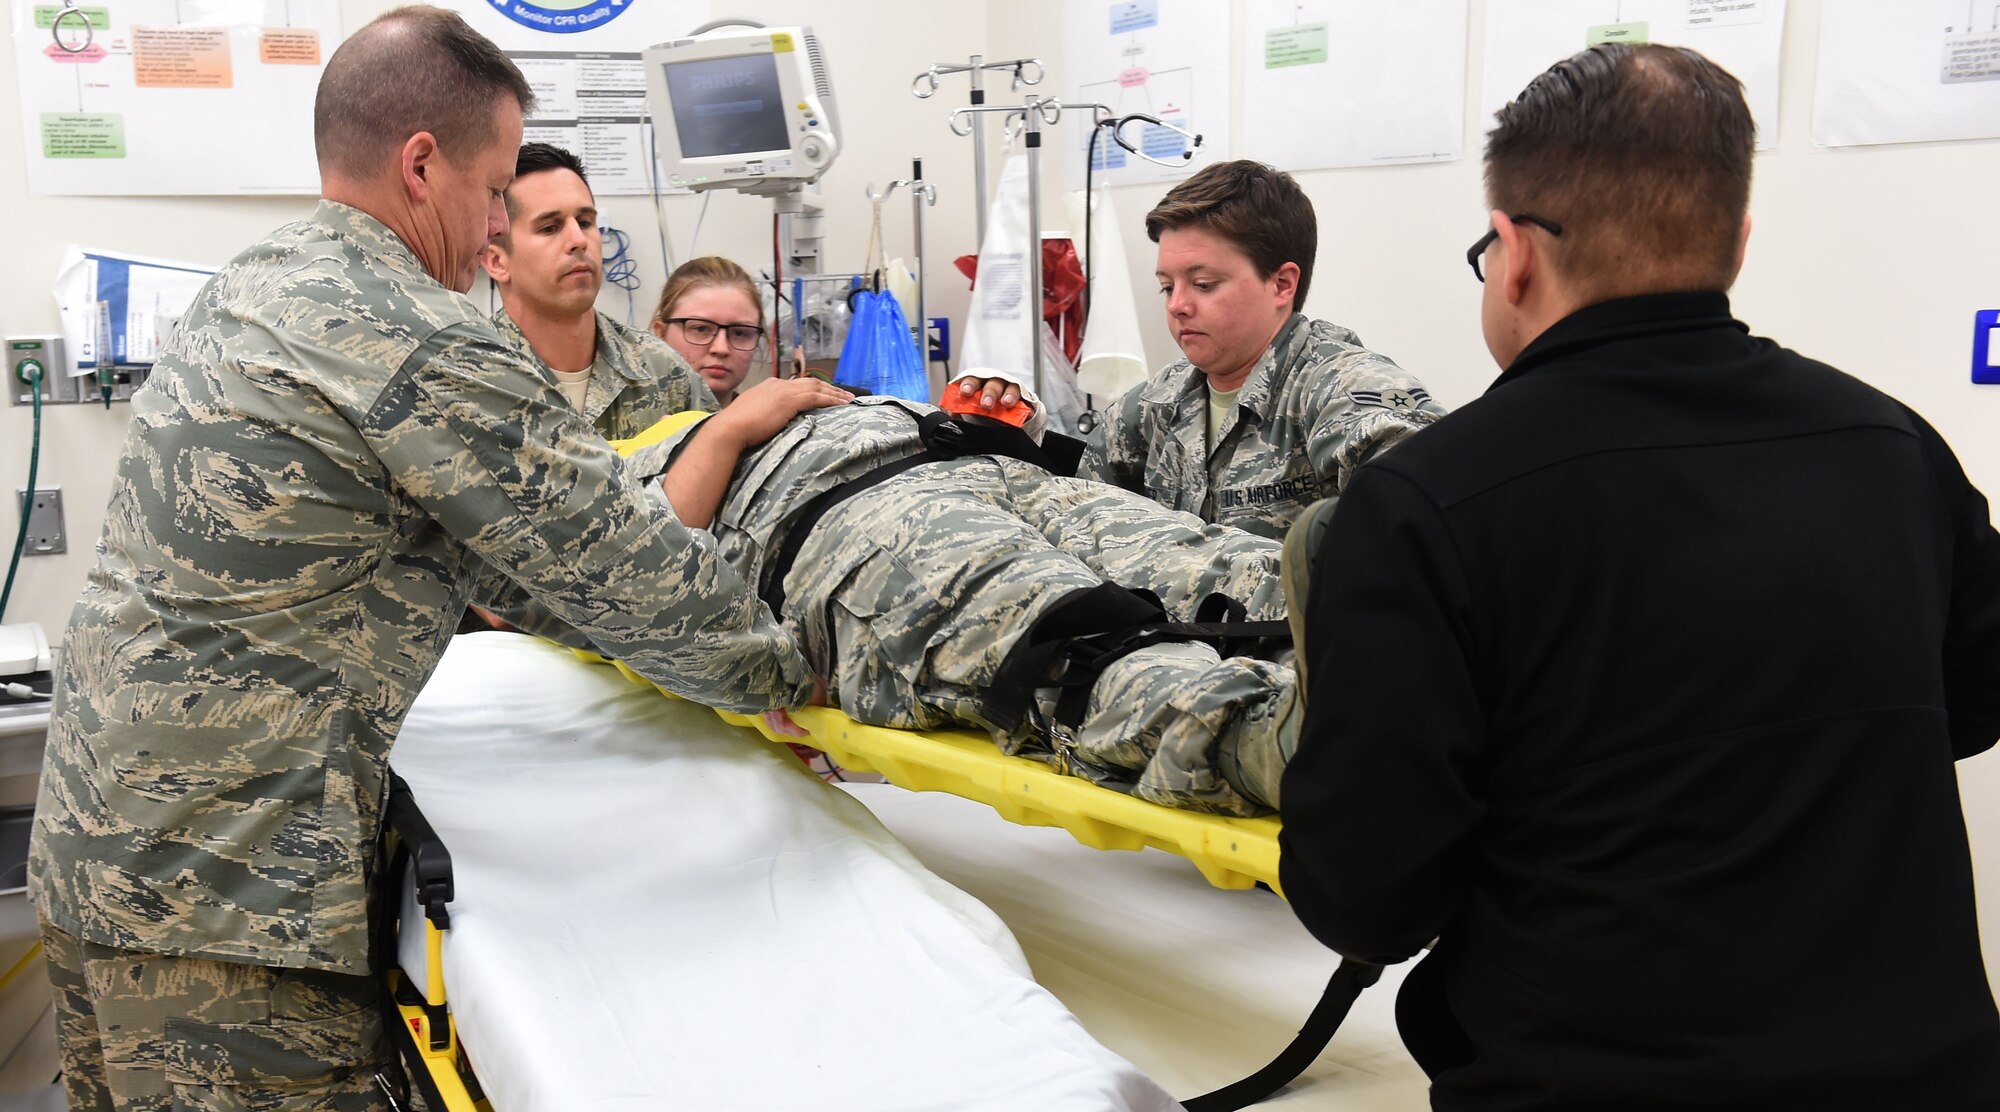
[663,53,791,159]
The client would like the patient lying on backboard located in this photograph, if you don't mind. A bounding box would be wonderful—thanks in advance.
[532,398,1300,816]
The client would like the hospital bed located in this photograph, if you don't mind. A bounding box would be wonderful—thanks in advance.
[383,633,1411,1110]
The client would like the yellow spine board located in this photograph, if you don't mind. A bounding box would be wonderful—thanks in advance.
[580,651,1284,893]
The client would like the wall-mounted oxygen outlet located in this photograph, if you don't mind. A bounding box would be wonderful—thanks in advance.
[8,336,68,406]
[15,488,65,556]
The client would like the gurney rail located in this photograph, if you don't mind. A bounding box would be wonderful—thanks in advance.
[386,773,453,1051]
[390,773,455,933]
[381,771,488,1112]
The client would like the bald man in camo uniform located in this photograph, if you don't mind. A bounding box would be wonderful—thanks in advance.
[27,10,832,1107]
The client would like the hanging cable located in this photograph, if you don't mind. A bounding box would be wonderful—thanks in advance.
[1079,123,1111,429]
[1,364,44,623]
[601,221,641,325]
[771,212,784,379]
[688,192,713,260]
[642,111,677,280]
[1084,124,1106,334]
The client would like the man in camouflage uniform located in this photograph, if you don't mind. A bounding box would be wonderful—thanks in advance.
[627,399,1296,817]
[471,142,714,640]
[481,142,715,439]
[472,141,851,649]
[1080,160,1446,539]
[27,10,836,1108]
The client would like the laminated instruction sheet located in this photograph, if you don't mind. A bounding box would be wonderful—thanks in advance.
[1814,0,2000,147]
[10,0,341,195]
[1481,0,1786,150]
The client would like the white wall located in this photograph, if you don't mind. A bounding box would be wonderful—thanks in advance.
[986,0,2000,989]
[5,0,2000,993]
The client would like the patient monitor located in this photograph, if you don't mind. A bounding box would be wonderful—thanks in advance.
[643,23,840,197]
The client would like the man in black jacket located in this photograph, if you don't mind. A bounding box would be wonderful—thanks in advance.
[1279,42,2000,1110]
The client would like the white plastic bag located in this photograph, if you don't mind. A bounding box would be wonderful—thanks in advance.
[1036,322,1091,437]
[958,150,1039,393]
[1063,189,1148,401]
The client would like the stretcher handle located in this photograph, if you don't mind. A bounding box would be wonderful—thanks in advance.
[386,772,455,930]
[1179,958,1383,1112]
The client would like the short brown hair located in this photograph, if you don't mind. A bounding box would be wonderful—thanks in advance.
[1145,160,1317,312]
[653,256,763,329]
[1485,43,1754,296]
[314,6,534,182]
[492,143,591,250]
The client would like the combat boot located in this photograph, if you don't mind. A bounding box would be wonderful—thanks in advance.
[1281,496,1341,695]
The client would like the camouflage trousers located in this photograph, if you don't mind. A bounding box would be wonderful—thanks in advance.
[781,455,1295,814]
[38,916,394,1111]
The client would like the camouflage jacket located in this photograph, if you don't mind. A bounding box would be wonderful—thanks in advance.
[29,201,811,973]
[490,306,716,439]
[1078,314,1445,539]
[474,308,717,642]
[622,397,933,604]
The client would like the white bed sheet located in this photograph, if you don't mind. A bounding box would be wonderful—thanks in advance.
[838,783,1432,1111]
[391,632,1175,1112]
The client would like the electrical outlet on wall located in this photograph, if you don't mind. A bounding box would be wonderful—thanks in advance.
[15,487,65,556]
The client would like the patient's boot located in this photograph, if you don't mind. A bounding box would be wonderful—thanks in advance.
[1216,681,1300,812]
[1281,496,1341,695]
[1082,643,1290,816]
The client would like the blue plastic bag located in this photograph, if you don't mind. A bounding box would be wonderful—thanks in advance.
[834,286,928,402]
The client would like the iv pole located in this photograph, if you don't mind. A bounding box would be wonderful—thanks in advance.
[911,56,1044,245]
[945,98,1203,398]
[863,160,939,360]
[948,96,1060,397]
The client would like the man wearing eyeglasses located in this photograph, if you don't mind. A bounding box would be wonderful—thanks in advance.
[1279,43,2000,1109]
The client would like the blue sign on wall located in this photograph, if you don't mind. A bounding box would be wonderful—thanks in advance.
[491,0,634,35]
[1110,1,1159,35]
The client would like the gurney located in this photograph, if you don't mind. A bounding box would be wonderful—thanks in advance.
[582,652,1384,1110]
[384,633,1180,1111]
[382,634,1387,1111]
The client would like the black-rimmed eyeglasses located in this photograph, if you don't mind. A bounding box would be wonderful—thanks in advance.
[665,316,763,350]
[1466,215,1564,282]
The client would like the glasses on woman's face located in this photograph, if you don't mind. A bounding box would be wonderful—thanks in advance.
[666,316,763,351]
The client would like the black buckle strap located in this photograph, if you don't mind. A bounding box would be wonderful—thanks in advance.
[983,584,1295,735]
[982,583,1168,733]
[761,453,935,615]
[1179,958,1384,1111]
[387,774,453,933]
[1192,592,1292,659]
[761,408,1079,616]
